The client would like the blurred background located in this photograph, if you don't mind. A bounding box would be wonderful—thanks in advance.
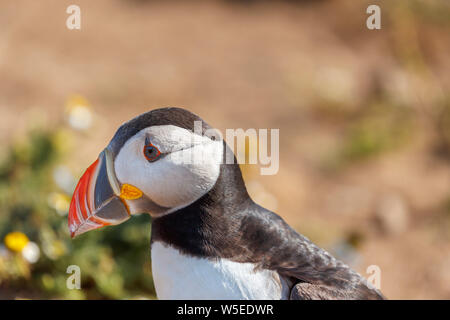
[0,0,449,299]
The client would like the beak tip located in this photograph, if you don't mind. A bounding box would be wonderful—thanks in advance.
[68,221,76,238]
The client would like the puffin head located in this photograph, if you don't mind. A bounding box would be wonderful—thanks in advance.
[68,107,224,238]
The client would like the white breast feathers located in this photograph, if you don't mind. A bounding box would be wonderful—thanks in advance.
[151,241,290,300]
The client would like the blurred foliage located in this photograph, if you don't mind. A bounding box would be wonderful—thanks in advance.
[434,97,450,158]
[339,103,414,163]
[406,0,450,26]
[0,125,155,299]
[320,95,415,171]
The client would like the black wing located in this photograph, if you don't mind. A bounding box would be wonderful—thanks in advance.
[238,206,385,300]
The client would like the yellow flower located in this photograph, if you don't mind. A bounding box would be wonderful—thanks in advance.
[4,232,29,252]
[65,94,89,110]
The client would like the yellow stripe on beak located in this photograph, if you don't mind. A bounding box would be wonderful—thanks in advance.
[120,184,143,200]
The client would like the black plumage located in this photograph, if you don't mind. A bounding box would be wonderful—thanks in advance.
[110,107,384,300]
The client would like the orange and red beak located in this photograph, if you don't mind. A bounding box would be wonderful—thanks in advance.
[68,149,131,238]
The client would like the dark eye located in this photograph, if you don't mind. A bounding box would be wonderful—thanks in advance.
[143,143,161,162]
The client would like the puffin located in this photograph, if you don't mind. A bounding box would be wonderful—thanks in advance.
[68,107,385,300]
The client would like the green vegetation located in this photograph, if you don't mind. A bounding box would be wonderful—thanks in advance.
[0,127,155,299]
[340,103,414,163]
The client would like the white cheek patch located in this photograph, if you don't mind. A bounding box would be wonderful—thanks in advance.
[113,126,223,210]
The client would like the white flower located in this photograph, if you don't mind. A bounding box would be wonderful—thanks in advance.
[22,241,40,264]
[53,165,76,194]
[68,104,93,131]
[65,95,93,131]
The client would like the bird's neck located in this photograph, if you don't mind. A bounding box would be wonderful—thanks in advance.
[150,162,254,258]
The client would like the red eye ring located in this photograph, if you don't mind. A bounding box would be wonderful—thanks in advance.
[143,143,161,162]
